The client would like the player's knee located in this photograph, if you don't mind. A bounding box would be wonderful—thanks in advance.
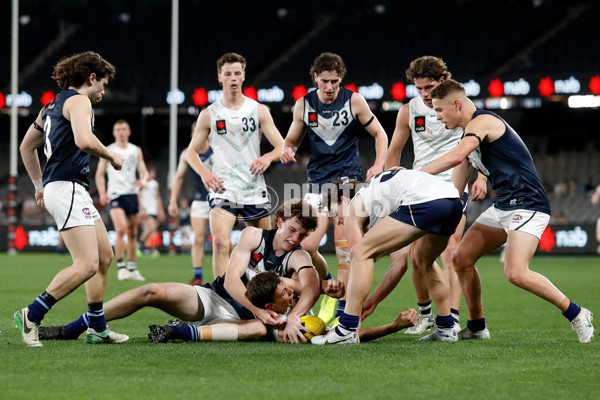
[349,244,372,264]
[211,234,230,254]
[451,250,470,272]
[504,268,526,288]
[239,321,267,340]
[99,249,113,269]
[137,283,165,302]
[114,225,127,237]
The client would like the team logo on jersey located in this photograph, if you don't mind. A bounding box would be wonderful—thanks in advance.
[250,252,264,269]
[216,120,227,134]
[509,197,524,206]
[414,116,426,132]
[308,112,318,127]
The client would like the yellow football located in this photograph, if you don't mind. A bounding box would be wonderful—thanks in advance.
[300,315,326,340]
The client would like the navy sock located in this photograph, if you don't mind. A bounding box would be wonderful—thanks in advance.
[85,302,107,332]
[117,258,126,270]
[335,300,346,318]
[335,312,360,336]
[451,308,460,323]
[562,300,581,322]
[467,317,486,332]
[27,291,57,324]
[193,267,203,281]
[435,314,455,329]
[325,272,333,280]
[417,300,432,315]
[65,314,88,337]
[171,325,198,341]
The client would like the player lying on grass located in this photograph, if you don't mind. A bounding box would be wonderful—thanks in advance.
[39,200,329,343]
[239,271,417,343]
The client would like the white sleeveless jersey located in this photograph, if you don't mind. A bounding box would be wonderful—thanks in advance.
[356,169,459,227]
[140,179,159,215]
[208,97,268,204]
[106,142,139,199]
[408,97,464,184]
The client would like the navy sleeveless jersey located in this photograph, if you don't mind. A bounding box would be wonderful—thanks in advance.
[303,87,364,184]
[472,110,550,213]
[41,89,92,189]
[207,228,302,320]
[193,147,214,202]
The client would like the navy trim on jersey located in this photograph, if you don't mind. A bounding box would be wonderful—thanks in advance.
[61,182,76,230]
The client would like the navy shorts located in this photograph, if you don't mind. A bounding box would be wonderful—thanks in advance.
[209,197,271,221]
[389,198,463,236]
[109,194,139,216]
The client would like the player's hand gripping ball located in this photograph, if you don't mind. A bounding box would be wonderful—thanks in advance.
[300,315,326,340]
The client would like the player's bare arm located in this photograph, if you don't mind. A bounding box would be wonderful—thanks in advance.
[284,250,321,343]
[66,95,122,169]
[20,111,46,207]
[351,93,387,180]
[168,150,188,216]
[385,104,411,170]
[223,227,281,325]
[136,146,149,186]
[186,110,223,192]
[250,103,284,175]
[280,98,306,164]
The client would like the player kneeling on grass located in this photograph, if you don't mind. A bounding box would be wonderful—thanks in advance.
[312,169,463,345]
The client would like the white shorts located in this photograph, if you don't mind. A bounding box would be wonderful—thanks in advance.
[191,200,210,219]
[475,206,550,239]
[192,286,241,325]
[44,181,100,230]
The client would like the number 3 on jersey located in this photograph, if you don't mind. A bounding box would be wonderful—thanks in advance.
[242,117,256,132]
[43,117,53,159]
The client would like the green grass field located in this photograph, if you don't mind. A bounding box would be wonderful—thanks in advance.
[1,253,599,399]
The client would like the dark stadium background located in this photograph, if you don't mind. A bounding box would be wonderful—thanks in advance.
[1,0,599,253]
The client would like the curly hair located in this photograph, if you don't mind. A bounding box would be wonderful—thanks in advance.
[217,52,247,74]
[309,52,347,84]
[245,271,281,309]
[273,199,318,231]
[405,56,451,82]
[51,51,116,89]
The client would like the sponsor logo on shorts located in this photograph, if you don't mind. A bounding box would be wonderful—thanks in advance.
[216,120,227,134]
[82,207,92,219]
[414,116,426,132]
[308,112,318,127]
